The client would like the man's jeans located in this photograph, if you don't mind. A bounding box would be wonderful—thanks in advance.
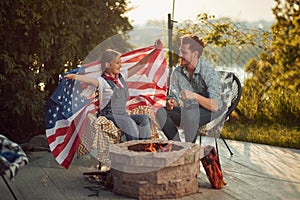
[156,106,221,143]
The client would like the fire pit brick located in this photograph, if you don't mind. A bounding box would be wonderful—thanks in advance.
[109,140,201,199]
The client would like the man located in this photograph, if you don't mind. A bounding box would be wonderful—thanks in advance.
[156,34,223,143]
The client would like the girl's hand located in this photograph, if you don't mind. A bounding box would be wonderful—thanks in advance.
[64,74,77,80]
[64,74,99,87]
[154,39,163,49]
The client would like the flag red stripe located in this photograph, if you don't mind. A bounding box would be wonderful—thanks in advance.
[121,46,154,57]
[51,121,76,157]
[47,125,70,144]
[47,102,95,145]
[85,60,100,68]
[60,112,90,169]
[153,58,167,84]
[60,134,81,169]
[122,53,149,63]
[126,82,166,90]
[51,107,94,158]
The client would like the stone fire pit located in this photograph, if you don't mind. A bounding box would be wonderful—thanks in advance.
[109,140,201,199]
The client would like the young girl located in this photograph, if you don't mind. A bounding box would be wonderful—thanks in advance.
[65,49,151,140]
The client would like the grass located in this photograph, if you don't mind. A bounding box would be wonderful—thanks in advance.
[222,120,300,149]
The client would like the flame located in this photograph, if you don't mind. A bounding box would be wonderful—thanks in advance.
[145,143,157,152]
[145,143,172,153]
[161,143,172,152]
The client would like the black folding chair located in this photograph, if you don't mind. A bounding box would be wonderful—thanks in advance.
[199,71,242,156]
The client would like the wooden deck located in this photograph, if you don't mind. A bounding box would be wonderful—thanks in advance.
[1,136,300,200]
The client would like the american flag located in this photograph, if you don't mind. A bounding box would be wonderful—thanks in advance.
[45,42,168,169]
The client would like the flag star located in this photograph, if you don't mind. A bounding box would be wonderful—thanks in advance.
[57,96,61,100]
[74,103,78,107]
[67,107,71,112]
[48,109,52,113]
[53,113,57,118]
[49,120,53,124]
[75,97,78,101]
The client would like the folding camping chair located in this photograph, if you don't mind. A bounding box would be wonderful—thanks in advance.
[0,134,29,200]
[198,71,242,156]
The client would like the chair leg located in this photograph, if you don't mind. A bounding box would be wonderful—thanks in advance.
[214,136,223,170]
[199,134,202,145]
[220,134,233,156]
[215,136,219,155]
[2,175,18,200]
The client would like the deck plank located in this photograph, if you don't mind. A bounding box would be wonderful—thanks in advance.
[1,137,299,200]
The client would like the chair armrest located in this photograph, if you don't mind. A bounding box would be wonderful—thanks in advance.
[77,113,121,164]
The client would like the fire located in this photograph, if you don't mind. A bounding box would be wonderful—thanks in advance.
[145,142,157,152]
[145,142,172,153]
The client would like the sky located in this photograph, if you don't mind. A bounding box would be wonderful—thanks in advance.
[126,0,277,25]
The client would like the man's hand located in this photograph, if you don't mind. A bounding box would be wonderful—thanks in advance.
[166,97,178,110]
[180,90,196,100]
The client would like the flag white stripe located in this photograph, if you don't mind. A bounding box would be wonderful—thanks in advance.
[128,88,166,96]
[147,50,165,81]
[121,49,153,63]
[55,104,95,164]
[157,68,169,87]
[46,105,86,138]
[84,64,101,73]
[47,102,94,152]
[49,135,66,151]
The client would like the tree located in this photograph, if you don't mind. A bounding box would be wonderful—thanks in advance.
[0,0,133,141]
[170,14,266,69]
[240,0,300,123]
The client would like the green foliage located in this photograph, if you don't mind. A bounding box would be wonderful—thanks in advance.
[0,0,133,140]
[223,121,300,149]
[171,15,269,68]
[241,0,300,123]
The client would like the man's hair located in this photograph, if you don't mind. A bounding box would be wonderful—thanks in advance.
[100,49,121,72]
[181,34,205,58]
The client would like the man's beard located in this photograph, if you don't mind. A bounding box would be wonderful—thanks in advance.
[180,57,190,67]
